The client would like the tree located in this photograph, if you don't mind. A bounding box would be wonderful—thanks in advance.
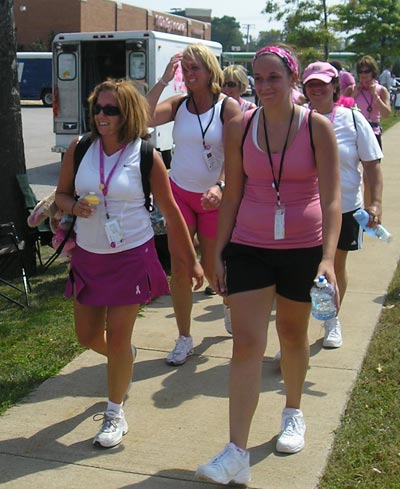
[211,16,244,52]
[332,0,400,68]
[264,0,339,61]
[0,0,35,273]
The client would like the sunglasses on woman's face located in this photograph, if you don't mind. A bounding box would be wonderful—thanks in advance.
[358,69,372,74]
[93,104,121,116]
[223,81,238,88]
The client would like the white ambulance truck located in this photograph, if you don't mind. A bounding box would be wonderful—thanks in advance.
[52,30,222,163]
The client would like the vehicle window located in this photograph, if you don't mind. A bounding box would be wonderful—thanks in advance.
[129,52,146,80]
[58,53,76,80]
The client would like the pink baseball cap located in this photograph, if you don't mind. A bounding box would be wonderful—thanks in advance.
[339,70,355,90]
[302,62,338,85]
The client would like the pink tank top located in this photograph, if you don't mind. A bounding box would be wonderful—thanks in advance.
[231,107,322,249]
[354,83,384,134]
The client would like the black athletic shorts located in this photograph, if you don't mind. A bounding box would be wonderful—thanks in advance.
[222,242,323,303]
[337,210,363,251]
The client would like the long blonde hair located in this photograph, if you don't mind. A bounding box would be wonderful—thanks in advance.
[183,44,223,95]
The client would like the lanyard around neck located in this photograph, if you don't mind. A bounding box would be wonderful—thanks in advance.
[99,140,127,219]
[262,105,295,207]
[191,95,216,148]
[361,89,373,112]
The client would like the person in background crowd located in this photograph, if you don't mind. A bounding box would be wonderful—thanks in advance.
[302,61,383,349]
[146,44,242,365]
[195,44,341,485]
[352,55,390,207]
[378,63,393,91]
[222,64,257,113]
[55,79,203,448]
[352,55,391,148]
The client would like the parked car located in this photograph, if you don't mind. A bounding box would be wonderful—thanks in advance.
[246,75,255,96]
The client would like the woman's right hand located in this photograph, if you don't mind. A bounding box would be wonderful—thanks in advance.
[162,53,183,84]
[72,198,95,218]
[213,256,227,297]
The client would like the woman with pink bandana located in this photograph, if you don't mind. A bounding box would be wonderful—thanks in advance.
[195,45,341,485]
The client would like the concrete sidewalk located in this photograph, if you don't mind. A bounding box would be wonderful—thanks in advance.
[1,125,399,488]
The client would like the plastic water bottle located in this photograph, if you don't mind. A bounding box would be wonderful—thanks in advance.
[353,209,392,243]
[310,275,337,321]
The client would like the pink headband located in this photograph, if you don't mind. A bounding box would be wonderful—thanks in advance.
[253,46,298,75]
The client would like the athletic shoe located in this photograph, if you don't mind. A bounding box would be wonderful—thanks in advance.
[323,317,343,348]
[93,409,128,448]
[224,304,232,334]
[276,408,306,454]
[205,285,217,295]
[273,350,281,362]
[195,443,251,485]
[165,335,193,366]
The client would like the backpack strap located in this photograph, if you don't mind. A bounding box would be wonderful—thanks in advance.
[241,107,258,156]
[74,132,92,176]
[140,140,154,212]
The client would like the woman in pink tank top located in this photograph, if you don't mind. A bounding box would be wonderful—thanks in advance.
[196,45,342,485]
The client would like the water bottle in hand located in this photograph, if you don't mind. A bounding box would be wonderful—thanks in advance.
[353,209,392,243]
[310,275,337,321]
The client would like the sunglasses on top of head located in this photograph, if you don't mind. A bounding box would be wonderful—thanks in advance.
[357,69,372,74]
[223,81,238,88]
[93,104,121,116]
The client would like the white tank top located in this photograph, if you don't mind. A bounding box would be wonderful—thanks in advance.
[170,96,225,193]
[74,138,153,254]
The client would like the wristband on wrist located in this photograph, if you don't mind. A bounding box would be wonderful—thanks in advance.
[216,180,225,191]
[159,77,169,87]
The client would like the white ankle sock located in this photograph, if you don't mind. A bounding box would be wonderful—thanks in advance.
[107,400,123,415]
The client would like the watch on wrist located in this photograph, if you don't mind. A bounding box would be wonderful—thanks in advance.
[216,180,225,191]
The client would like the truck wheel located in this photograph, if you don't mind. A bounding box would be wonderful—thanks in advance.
[41,89,53,107]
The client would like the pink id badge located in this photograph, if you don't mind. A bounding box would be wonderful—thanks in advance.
[274,204,285,240]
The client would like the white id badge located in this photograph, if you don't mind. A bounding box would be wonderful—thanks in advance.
[203,146,218,171]
[274,205,285,240]
[104,219,124,248]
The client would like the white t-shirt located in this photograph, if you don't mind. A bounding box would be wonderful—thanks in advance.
[323,106,383,213]
[170,97,225,193]
[74,138,153,253]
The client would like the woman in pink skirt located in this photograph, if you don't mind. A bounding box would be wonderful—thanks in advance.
[55,79,203,448]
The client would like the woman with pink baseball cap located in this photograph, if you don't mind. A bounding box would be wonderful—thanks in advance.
[302,60,384,351]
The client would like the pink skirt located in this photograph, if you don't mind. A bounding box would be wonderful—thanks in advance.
[65,238,170,306]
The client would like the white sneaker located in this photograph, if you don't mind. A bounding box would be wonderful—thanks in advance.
[276,408,306,454]
[165,335,193,366]
[93,409,128,448]
[224,305,232,334]
[323,317,343,348]
[195,443,251,485]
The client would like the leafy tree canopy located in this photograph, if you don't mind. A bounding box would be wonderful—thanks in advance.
[211,16,244,51]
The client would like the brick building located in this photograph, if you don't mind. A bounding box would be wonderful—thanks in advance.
[14,0,212,50]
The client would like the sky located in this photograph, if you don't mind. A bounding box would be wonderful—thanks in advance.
[123,0,275,40]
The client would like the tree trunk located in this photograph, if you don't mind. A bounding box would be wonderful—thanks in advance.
[0,0,36,274]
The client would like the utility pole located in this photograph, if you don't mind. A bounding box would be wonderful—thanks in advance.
[242,24,255,51]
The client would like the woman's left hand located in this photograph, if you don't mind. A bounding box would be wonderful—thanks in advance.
[201,185,222,210]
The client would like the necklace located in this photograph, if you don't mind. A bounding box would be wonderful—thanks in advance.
[360,89,373,113]
[262,105,295,206]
